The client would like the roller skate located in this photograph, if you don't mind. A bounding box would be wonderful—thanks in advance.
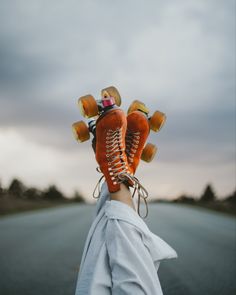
[72,86,134,191]
[95,105,133,193]
[94,101,149,217]
[126,100,166,174]
[72,88,162,165]
[72,87,149,217]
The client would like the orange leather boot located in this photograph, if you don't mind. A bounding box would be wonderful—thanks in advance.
[126,111,150,174]
[95,107,133,193]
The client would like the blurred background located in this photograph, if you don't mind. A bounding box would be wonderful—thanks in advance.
[0,0,235,295]
[0,0,235,201]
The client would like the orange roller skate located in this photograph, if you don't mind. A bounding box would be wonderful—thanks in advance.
[72,86,132,193]
[73,87,149,217]
[94,95,149,218]
[126,100,166,173]
[95,107,132,193]
[126,111,150,174]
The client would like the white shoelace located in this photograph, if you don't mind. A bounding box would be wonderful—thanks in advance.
[105,128,130,185]
[93,172,149,218]
[125,131,140,163]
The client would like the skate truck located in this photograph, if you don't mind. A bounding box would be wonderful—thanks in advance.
[72,86,166,163]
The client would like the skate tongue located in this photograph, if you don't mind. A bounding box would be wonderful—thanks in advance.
[102,97,115,107]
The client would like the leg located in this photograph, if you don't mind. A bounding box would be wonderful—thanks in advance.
[110,183,135,210]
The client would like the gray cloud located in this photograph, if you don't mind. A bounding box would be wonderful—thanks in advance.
[0,0,235,196]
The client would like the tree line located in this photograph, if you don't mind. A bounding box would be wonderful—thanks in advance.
[0,178,85,203]
[173,184,236,204]
[1,179,235,205]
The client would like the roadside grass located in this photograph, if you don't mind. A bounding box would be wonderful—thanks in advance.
[0,195,82,216]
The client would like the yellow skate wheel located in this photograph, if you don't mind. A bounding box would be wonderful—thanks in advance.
[72,121,90,142]
[101,86,121,106]
[149,111,166,132]
[78,95,99,118]
[127,100,149,115]
[141,143,157,162]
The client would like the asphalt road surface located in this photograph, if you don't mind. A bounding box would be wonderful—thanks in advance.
[0,203,235,295]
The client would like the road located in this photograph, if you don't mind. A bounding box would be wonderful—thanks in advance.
[0,203,235,295]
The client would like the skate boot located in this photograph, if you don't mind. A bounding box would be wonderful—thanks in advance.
[95,106,132,193]
[126,110,150,175]
[94,104,149,218]
[72,88,149,217]
[126,100,166,174]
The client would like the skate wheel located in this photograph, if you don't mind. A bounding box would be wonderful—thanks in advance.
[78,95,99,118]
[141,143,157,162]
[101,86,121,106]
[149,111,166,132]
[72,121,90,142]
[127,100,149,115]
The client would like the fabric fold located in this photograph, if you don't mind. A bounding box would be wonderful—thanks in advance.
[105,200,177,263]
[75,182,177,295]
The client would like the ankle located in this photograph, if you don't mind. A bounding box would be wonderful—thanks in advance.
[110,183,135,210]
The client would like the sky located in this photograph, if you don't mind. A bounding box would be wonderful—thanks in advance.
[0,0,235,201]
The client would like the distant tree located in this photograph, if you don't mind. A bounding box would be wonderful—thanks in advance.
[226,190,236,203]
[8,178,25,198]
[42,185,65,201]
[24,187,42,200]
[0,179,3,197]
[72,190,85,203]
[174,195,195,203]
[200,184,216,202]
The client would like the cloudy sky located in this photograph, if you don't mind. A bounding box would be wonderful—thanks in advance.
[0,0,235,201]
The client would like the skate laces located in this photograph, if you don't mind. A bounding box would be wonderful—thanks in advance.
[126,131,140,163]
[106,127,130,185]
[93,171,149,218]
[118,172,149,218]
[93,174,105,199]
[93,127,129,198]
